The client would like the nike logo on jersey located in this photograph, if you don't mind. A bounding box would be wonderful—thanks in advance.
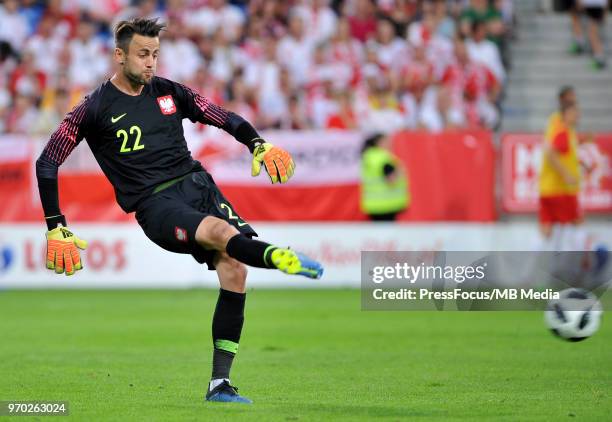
[111,113,127,123]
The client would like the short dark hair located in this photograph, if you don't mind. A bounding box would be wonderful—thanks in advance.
[471,19,486,35]
[114,18,166,52]
[558,85,575,106]
[361,133,385,153]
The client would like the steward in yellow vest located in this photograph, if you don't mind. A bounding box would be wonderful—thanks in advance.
[360,133,409,221]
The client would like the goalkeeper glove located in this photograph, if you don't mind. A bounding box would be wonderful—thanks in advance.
[251,142,295,184]
[46,227,88,276]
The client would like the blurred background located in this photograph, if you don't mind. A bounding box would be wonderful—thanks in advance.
[0,0,610,287]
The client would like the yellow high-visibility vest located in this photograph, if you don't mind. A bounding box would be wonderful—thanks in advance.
[360,147,409,215]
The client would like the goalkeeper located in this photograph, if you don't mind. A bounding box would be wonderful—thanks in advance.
[35,18,323,405]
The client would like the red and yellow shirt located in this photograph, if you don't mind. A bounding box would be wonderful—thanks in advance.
[539,112,581,197]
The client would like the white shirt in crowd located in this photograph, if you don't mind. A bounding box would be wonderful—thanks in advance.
[185,3,245,42]
[68,37,110,89]
[277,35,315,87]
[159,37,203,83]
[294,3,338,43]
[25,34,64,79]
[466,38,505,84]
[0,5,29,51]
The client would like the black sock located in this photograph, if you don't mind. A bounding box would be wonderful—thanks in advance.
[211,289,246,380]
[226,234,277,269]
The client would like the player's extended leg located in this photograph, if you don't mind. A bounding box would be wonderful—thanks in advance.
[205,251,252,404]
[195,216,323,279]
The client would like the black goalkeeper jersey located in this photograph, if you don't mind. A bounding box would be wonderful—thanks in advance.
[40,77,233,212]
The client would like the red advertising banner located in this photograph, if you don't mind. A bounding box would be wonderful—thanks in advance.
[0,131,496,222]
[393,130,496,221]
[501,133,612,213]
[213,130,496,221]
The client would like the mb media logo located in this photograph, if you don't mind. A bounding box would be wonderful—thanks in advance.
[0,244,14,275]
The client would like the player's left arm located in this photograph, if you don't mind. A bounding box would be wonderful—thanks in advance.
[173,82,295,184]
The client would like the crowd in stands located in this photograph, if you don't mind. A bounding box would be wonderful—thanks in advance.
[0,0,514,136]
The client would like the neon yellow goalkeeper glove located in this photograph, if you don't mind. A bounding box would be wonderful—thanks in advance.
[251,142,295,184]
[46,227,88,276]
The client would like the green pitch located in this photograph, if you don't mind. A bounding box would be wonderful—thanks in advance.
[0,289,610,421]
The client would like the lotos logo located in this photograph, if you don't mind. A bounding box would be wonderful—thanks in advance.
[157,95,176,115]
[0,245,14,274]
[25,239,126,272]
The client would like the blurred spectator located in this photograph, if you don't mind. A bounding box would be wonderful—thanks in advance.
[400,45,434,99]
[32,88,72,136]
[581,0,608,69]
[24,16,64,81]
[19,0,46,36]
[186,0,246,43]
[310,79,340,128]
[41,0,79,40]
[277,13,315,88]
[362,75,406,133]
[466,20,505,84]
[326,89,358,129]
[9,51,46,99]
[440,35,500,129]
[81,0,129,28]
[68,18,109,90]
[348,0,379,42]
[429,0,456,39]
[400,83,444,131]
[329,18,364,87]
[225,73,256,123]
[306,42,332,93]
[159,19,203,83]
[407,6,454,78]
[209,28,242,83]
[368,18,406,71]
[398,43,444,130]
[285,93,310,129]
[568,1,586,54]
[0,0,515,135]
[237,17,266,66]
[460,0,505,46]
[188,66,225,105]
[112,0,164,32]
[0,41,18,85]
[0,0,30,51]
[377,0,420,37]
[244,36,287,128]
[39,71,84,111]
[257,0,288,38]
[166,0,189,24]
[4,93,38,134]
[294,0,338,43]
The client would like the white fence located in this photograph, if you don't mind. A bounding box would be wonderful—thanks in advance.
[0,222,610,288]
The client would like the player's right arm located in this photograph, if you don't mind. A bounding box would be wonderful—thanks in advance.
[36,98,90,276]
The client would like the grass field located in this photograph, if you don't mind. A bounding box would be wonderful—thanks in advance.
[0,289,610,421]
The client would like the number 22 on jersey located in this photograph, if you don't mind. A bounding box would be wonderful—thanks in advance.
[116,125,144,153]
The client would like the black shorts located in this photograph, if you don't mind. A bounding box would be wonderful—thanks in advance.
[135,170,257,270]
[584,7,604,22]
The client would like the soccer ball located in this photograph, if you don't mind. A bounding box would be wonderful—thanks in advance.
[544,288,603,342]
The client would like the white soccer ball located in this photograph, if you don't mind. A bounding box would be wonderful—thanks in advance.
[544,288,603,342]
